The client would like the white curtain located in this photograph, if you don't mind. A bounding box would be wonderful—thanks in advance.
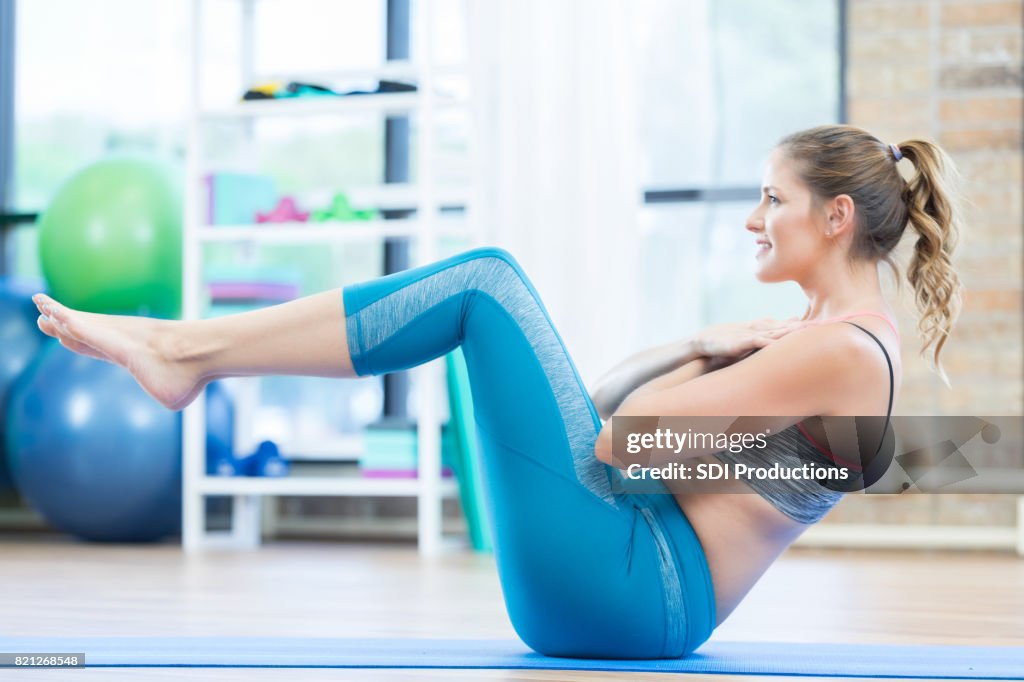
[466,0,642,387]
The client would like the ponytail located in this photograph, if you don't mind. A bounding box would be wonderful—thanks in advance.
[897,139,963,382]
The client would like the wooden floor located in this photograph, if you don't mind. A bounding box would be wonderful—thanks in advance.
[0,534,1021,681]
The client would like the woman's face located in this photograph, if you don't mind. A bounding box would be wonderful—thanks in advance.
[746,148,829,283]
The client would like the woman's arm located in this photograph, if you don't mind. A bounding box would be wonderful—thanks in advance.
[589,317,807,420]
[593,354,745,421]
[590,339,704,420]
[628,354,744,397]
[593,324,879,466]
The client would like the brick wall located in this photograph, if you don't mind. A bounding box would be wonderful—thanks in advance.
[824,0,1023,529]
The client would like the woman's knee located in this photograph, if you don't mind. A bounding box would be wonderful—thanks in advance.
[463,245,517,266]
[461,246,528,281]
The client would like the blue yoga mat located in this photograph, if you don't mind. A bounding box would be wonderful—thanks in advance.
[0,637,1020,678]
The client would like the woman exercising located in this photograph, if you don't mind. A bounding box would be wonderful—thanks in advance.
[31,125,961,659]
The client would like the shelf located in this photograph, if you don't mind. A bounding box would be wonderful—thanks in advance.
[267,515,468,541]
[198,219,474,244]
[198,475,460,498]
[279,435,363,461]
[221,434,365,462]
[345,183,470,212]
[253,60,468,87]
[199,91,467,120]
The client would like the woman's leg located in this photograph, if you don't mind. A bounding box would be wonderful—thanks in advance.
[34,246,714,658]
[338,247,713,657]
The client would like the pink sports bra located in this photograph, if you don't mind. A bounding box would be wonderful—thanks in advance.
[804,310,901,343]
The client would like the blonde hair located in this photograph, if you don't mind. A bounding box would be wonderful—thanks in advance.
[778,124,963,380]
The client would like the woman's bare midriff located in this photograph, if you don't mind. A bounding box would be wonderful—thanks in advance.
[662,454,812,627]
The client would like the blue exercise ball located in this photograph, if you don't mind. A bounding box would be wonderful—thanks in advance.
[6,341,182,542]
[0,279,47,493]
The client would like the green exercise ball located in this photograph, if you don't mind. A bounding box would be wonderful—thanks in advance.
[38,157,183,318]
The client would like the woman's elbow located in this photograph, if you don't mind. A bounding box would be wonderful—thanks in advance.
[593,422,618,466]
[594,422,656,469]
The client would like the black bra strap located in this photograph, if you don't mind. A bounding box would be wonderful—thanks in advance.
[843,321,895,455]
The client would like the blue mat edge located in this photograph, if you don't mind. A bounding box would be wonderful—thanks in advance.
[0,638,1020,680]
[43,663,1024,681]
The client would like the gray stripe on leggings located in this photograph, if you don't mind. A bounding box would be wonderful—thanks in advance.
[347,255,615,505]
[638,506,686,656]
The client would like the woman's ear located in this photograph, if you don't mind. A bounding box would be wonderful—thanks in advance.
[826,194,856,238]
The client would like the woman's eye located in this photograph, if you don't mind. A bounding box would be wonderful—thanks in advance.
[768,195,780,205]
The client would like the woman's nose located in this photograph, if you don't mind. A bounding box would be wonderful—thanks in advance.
[745,211,763,233]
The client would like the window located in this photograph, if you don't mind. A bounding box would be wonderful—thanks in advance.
[632,0,842,339]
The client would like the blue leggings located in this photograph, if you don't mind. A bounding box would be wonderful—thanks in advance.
[343,247,716,659]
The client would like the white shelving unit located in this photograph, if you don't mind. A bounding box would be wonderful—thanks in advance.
[181,0,474,554]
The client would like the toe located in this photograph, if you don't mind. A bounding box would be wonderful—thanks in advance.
[37,315,60,339]
[35,293,56,311]
[42,301,80,339]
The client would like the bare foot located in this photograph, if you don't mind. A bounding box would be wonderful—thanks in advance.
[32,294,207,411]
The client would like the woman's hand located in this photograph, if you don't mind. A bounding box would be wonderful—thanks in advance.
[692,317,811,360]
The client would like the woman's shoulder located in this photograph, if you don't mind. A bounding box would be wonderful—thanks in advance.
[745,320,880,365]
[797,316,900,374]
[736,321,889,388]
[766,320,897,415]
